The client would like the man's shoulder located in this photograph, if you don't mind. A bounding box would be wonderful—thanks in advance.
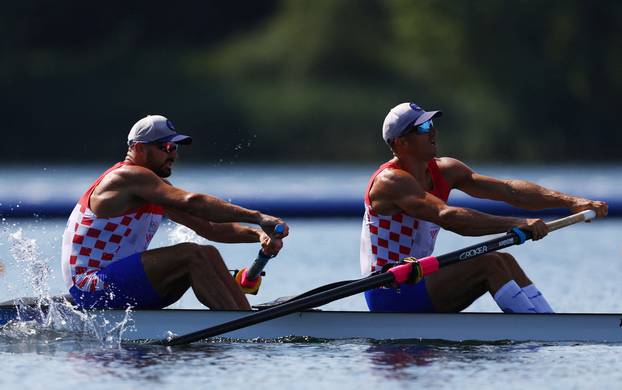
[434,156,476,188]
[435,156,473,176]
[100,164,159,189]
[111,164,154,179]
[376,164,411,182]
[374,166,419,196]
[434,156,466,169]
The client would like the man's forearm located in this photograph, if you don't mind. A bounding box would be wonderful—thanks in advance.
[186,193,262,224]
[437,206,524,236]
[201,223,261,243]
[501,179,576,210]
[166,206,261,243]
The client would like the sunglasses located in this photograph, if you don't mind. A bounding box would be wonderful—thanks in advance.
[401,119,435,137]
[151,141,179,153]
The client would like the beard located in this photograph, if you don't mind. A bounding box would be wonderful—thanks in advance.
[155,168,172,178]
[154,160,174,178]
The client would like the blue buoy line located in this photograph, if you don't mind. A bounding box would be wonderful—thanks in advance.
[1,197,620,218]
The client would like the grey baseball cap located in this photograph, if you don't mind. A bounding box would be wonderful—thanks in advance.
[127,115,193,146]
[382,102,442,144]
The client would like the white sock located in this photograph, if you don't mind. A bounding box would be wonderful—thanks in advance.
[522,284,554,313]
[493,280,537,313]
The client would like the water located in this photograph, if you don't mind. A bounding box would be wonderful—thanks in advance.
[3,339,621,390]
[2,163,622,206]
[1,165,622,389]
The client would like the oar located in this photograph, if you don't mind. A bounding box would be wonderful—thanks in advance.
[235,224,285,294]
[161,210,596,346]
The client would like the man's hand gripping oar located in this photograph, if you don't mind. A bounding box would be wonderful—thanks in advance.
[160,210,596,346]
[235,224,286,294]
[398,210,597,286]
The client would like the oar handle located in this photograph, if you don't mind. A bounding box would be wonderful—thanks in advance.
[508,209,597,244]
[545,209,596,232]
[246,250,273,281]
[419,210,598,277]
[235,224,285,294]
[247,224,285,279]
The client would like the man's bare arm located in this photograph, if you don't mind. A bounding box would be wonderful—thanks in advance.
[114,166,284,228]
[448,158,608,217]
[372,168,547,237]
[166,207,261,243]
[166,208,284,255]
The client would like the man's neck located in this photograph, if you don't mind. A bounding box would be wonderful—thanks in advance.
[394,155,430,184]
[125,153,140,165]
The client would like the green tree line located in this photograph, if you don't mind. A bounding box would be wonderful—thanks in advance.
[1,0,620,163]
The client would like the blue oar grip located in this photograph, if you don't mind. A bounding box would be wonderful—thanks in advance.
[247,249,272,279]
[274,224,285,234]
[244,224,284,284]
[511,227,527,244]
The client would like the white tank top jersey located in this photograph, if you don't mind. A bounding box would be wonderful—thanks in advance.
[61,162,164,292]
[360,159,451,275]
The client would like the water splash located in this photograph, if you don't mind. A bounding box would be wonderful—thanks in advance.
[1,295,138,347]
[167,221,204,245]
[9,229,52,298]
[86,305,136,348]
[6,228,56,325]
[1,228,136,347]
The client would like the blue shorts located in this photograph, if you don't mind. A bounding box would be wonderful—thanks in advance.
[69,253,176,310]
[364,278,435,313]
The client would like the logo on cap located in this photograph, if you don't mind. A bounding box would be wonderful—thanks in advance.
[166,120,176,131]
[409,103,421,111]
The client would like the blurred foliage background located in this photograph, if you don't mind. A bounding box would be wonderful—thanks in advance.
[2,0,621,163]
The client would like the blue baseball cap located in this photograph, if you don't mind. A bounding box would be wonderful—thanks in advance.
[382,102,442,144]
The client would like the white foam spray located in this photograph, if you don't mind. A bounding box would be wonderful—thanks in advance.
[2,227,135,346]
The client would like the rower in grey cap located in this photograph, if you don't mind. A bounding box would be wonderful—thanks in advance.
[381,102,442,145]
[359,101,607,314]
[127,114,193,146]
[60,114,289,311]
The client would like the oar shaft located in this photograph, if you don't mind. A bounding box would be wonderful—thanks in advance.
[435,234,517,267]
[431,209,596,271]
[246,250,271,280]
[163,211,596,346]
[164,272,396,346]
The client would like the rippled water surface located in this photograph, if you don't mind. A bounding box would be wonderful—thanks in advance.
[1,165,622,389]
[2,335,622,389]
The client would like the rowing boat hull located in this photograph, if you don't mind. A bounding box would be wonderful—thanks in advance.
[2,306,621,343]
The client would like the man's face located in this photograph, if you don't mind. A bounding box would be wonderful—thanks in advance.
[394,120,438,159]
[145,141,178,178]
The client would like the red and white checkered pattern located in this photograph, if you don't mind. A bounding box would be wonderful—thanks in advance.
[61,162,164,291]
[367,209,419,271]
[359,159,450,275]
